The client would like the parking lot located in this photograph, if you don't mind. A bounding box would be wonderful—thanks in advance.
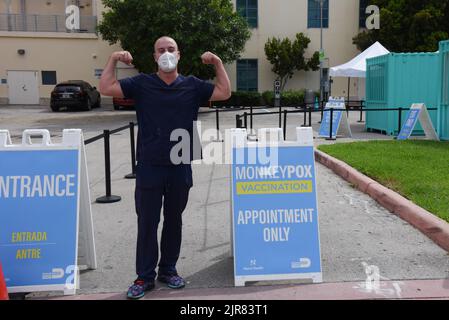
[1,104,449,298]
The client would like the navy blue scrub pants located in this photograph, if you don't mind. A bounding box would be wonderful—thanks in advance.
[134,164,192,282]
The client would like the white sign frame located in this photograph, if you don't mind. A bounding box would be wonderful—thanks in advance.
[228,127,323,287]
[319,96,352,139]
[397,103,440,141]
[0,129,96,295]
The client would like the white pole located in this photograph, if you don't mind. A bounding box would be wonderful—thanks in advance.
[318,0,324,103]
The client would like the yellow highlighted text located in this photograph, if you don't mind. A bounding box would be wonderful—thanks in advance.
[236,180,313,195]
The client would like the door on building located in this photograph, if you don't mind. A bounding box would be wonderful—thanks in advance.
[7,71,40,105]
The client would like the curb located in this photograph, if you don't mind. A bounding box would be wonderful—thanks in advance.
[32,279,449,300]
[315,149,449,253]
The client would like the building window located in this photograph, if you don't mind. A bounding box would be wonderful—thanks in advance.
[42,71,57,85]
[95,69,103,79]
[359,0,369,28]
[236,0,258,28]
[308,0,329,29]
[237,59,258,92]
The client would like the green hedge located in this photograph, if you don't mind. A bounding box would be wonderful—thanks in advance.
[262,90,306,107]
[213,90,314,107]
[213,91,263,107]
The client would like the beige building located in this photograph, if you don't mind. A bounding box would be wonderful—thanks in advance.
[0,0,135,105]
[0,0,368,105]
[230,0,367,100]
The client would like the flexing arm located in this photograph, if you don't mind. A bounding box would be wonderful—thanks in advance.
[201,52,231,101]
[99,51,133,97]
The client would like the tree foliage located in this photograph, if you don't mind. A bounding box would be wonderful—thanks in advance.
[98,0,251,79]
[354,0,449,52]
[264,33,320,91]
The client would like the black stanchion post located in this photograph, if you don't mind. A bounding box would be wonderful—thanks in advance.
[308,105,312,127]
[301,105,307,127]
[96,130,121,203]
[214,108,223,142]
[125,122,136,179]
[243,112,248,129]
[283,110,287,140]
[397,107,403,135]
[250,105,253,132]
[319,100,324,124]
[236,115,242,128]
[278,105,282,128]
[216,108,220,134]
[329,108,334,140]
[326,108,336,141]
[357,101,364,123]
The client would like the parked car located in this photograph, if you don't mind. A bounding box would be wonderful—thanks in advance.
[50,80,101,112]
[113,97,135,110]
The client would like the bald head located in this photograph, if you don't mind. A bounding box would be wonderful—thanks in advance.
[154,36,178,53]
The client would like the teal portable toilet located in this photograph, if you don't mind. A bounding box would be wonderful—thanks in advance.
[366,52,440,136]
[438,40,449,140]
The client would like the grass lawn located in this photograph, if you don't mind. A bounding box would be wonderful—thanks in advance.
[318,140,449,223]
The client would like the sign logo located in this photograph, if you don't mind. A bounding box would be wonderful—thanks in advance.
[42,268,64,280]
[291,258,311,269]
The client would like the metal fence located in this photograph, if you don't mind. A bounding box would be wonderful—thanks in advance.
[0,14,97,33]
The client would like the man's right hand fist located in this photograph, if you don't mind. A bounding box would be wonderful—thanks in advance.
[113,51,133,65]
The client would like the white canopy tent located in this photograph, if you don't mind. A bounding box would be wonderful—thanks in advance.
[329,41,389,103]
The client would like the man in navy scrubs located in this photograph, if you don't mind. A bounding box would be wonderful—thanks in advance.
[99,36,231,299]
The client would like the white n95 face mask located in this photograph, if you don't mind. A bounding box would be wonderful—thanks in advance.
[158,52,178,73]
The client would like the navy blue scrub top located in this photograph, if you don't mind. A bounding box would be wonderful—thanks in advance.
[119,73,214,166]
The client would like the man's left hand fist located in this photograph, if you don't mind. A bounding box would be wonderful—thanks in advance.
[201,52,222,66]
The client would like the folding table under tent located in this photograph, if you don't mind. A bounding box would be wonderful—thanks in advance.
[329,41,390,104]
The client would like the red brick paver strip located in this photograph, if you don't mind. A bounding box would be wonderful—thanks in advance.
[42,279,449,300]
